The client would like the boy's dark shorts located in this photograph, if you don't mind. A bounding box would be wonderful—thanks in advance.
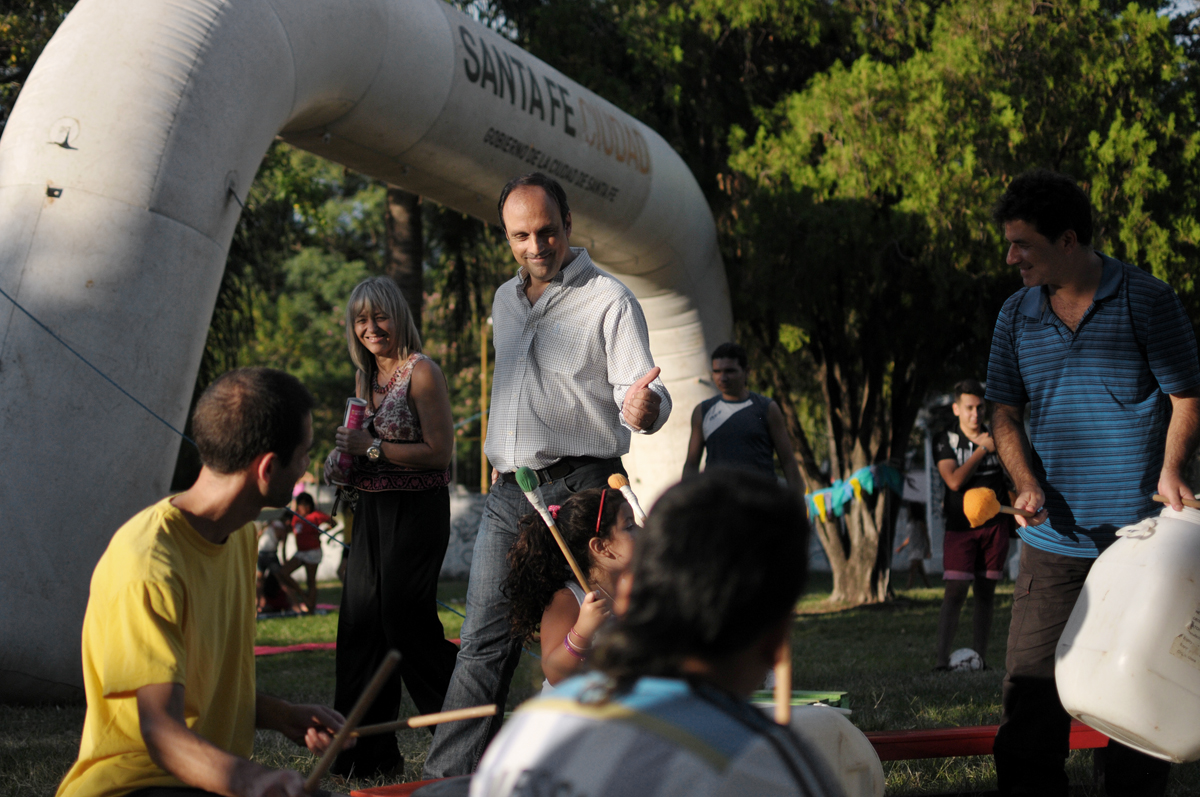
[943,517,1010,580]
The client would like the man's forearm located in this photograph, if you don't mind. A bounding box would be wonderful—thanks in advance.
[140,684,275,797]
[256,692,293,734]
[991,404,1037,491]
[940,446,988,492]
[1164,392,1200,476]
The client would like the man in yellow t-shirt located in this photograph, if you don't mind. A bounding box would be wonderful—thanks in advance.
[57,368,348,797]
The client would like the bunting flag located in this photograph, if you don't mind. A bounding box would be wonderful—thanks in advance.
[812,492,828,521]
[804,464,902,522]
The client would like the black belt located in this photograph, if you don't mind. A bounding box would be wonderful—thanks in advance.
[500,456,622,487]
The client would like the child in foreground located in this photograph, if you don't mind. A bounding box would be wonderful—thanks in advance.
[501,487,635,691]
[472,469,845,797]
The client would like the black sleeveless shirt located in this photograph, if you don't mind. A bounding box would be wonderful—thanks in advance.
[699,392,776,475]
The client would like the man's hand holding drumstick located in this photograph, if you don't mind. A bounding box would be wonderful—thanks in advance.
[259,698,347,756]
[622,367,663,431]
[137,685,350,797]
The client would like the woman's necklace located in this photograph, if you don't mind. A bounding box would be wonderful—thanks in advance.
[373,363,401,395]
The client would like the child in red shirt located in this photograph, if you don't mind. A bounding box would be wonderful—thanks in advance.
[280,492,332,613]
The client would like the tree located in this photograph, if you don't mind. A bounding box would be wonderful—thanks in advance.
[172,144,387,486]
[422,205,514,488]
[386,188,425,331]
[727,0,1200,603]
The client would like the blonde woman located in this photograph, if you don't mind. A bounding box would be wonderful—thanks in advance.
[325,276,458,778]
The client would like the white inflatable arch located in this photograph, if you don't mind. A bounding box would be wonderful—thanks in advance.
[0,0,729,701]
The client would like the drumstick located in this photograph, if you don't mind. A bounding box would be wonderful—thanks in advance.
[1152,494,1200,509]
[352,704,498,737]
[607,473,647,527]
[515,467,592,592]
[304,650,400,794]
[774,635,792,725]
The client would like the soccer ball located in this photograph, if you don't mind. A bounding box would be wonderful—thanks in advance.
[949,648,984,672]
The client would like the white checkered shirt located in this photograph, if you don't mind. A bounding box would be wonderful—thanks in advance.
[485,247,672,473]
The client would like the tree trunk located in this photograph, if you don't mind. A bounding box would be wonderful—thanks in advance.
[385,187,423,332]
[822,488,890,604]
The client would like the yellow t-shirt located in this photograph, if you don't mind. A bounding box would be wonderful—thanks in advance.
[56,497,258,797]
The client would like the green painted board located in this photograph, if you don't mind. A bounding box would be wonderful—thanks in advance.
[749,689,849,709]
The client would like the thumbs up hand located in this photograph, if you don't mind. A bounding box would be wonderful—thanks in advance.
[622,367,662,431]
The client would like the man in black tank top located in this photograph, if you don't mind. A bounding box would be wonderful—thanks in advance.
[682,343,802,490]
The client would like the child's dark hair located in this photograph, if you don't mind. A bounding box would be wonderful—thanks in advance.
[593,469,809,694]
[502,487,627,645]
[295,492,314,511]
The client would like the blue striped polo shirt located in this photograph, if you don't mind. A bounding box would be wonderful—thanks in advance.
[986,254,1200,557]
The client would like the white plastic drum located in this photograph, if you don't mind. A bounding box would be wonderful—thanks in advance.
[787,705,885,796]
[1055,506,1200,763]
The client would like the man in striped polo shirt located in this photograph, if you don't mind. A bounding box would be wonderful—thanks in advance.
[986,170,1200,797]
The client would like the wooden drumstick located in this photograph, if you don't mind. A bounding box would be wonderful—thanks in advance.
[304,650,400,793]
[515,467,592,592]
[1152,494,1200,509]
[774,635,792,725]
[352,704,498,737]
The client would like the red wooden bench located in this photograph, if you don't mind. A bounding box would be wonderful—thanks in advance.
[351,780,450,797]
[865,719,1108,761]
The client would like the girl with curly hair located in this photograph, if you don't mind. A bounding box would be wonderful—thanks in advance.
[501,486,635,691]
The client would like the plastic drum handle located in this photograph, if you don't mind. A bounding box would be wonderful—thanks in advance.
[1116,518,1158,539]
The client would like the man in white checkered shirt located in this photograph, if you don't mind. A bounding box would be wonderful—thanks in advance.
[422,172,672,778]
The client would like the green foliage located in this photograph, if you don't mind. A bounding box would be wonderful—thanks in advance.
[729,0,1200,471]
[170,144,387,485]
[721,0,1200,601]
[422,204,513,487]
[485,0,847,199]
[239,248,369,463]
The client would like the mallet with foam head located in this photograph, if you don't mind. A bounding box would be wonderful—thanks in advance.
[607,472,646,526]
[515,467,592,592]
[962,487,1036,528]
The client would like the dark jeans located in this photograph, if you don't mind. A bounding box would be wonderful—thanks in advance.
[421,460,621,778]
[332,487,460,778]
[993,543,1170,797]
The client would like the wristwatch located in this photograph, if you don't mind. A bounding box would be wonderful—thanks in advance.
[366,438,383,462]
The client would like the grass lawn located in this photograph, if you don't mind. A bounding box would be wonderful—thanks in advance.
[5,574,1199,795]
